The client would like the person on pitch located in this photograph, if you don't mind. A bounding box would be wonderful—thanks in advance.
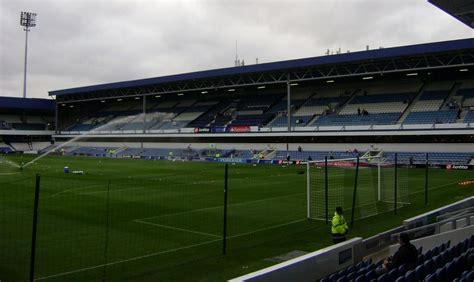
[331,206,349,244]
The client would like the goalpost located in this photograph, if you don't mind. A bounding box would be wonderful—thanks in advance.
[305,156,410,223]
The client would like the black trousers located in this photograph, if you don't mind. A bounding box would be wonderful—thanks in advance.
[332,233,347,244]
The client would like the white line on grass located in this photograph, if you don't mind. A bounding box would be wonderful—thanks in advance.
[34,217,307,281]
[0,172,21,176]
[136,192,305,221]
[50,183,106,198]
[34,238,222,281]
[77,179,222,195]
[228,218,307,239]
[133,219,221,238]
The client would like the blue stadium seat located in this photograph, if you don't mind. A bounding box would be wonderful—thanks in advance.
[377,273,388,282]
[424,259,435,275]
[402,270,417,282]
[319,277,329,282]
[356,267,366,277]
[433,255,442,268]
[398,264,408,274]
[435,266,447,282]
[365,269,376,281]
[424,273,436,282]
[336,276,347,282]
[389,268,399,281]
[415,264,425,281]
[354,274,366,282]
[366,263,375,272]
[338,268,347,277]
[356,261,365,270]
[469,254,474,268]
[417,255,424,266]
[445,261,455,281]
[347,271,356,280]
[425,250,432,260]
[465,270,474,282]
[395,276,405,282]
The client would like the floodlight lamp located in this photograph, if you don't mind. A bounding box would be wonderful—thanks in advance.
[20,11,37,28]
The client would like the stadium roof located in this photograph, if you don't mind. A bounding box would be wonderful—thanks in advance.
[0,96,55,110]
[50,38,474,98]
[429,0,474,28]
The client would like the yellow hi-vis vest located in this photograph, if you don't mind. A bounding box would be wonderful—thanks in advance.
[331,212,348,235]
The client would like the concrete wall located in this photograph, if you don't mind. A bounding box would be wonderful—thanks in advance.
[229,238,362,282]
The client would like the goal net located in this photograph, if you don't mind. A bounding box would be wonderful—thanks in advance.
[306,156,410,222]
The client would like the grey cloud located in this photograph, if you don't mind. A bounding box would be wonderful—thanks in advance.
[0,0,472,99]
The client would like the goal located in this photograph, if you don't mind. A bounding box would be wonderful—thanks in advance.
[305,156,409,223]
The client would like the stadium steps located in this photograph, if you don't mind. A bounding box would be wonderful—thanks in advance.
[397,82,427,124]
[441,82,462,109]
[113,146,129,155]
[335,89,362,115]
[306,89,358,126]
[306,114,320,126]
[458,109,469,123]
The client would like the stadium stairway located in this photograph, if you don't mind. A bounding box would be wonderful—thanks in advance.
[397,82,427,124]
[441,82,462,110]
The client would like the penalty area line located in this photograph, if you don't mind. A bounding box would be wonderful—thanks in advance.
[133,219,221,238]
[34,218,307,281]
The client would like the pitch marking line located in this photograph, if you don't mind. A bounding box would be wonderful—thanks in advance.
[133,219,221,238]
[34,217,307,281]
[136,192,305,221]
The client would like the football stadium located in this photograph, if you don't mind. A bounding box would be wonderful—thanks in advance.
[1,1,474,282]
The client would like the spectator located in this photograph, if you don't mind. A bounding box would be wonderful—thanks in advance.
[308,155,312,161]
[376,233,418,275]
[298,145,302,152]
[357,108,361,116]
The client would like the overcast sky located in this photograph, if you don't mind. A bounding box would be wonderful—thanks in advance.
[0,0,472,99]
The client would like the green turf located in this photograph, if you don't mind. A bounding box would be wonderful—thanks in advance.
[0,154,473,281]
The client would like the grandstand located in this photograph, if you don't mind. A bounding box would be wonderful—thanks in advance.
[1,31,473,282]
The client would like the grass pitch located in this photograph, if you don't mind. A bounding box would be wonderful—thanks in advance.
[0,154,473,281]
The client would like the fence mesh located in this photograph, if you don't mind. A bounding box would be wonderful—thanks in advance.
[1,154,469,281]
[226,163,309,251]
[0,177,35,281]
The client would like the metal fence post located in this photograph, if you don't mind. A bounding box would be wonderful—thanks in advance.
[102,180,111,279]
[222,164,229,255]
[394,153,398,214]
[350,157,360,228]
[425,153,429,205]
[29,174,41,282]
[325,156,329,225]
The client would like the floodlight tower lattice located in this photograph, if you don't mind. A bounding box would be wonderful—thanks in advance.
[20,11,37,99]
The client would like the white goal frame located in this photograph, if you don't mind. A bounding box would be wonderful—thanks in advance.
[304,156,385,220]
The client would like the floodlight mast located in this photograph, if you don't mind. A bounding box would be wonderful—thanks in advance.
[20,11,37,99]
